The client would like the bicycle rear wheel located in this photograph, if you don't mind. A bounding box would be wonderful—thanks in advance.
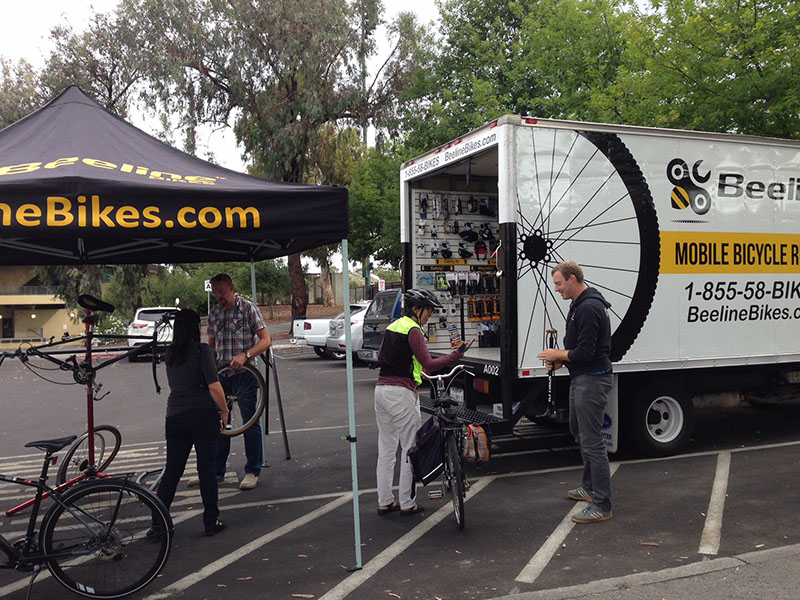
[40,479,172,599]
[217,362,267,437]
[56,424,122,485]
[445,433,465,530]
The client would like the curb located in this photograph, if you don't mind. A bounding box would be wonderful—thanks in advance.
[487,543,800,600]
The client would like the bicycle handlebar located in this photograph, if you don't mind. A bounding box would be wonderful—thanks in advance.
[421,363,475,381]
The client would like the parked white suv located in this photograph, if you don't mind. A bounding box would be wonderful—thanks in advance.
[126,307,175,361]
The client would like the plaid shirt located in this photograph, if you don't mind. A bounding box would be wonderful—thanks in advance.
[208,296,267,364]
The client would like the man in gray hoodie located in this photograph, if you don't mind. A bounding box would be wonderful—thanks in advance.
[538,260,613,523]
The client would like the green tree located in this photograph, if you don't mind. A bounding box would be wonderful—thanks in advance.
[305,125,366,306]
[348,146,403,268]
[594,0,800,137]
[399,0,632,151]
[33,265,105,312]
[118,0,430,319]
[38,11,145,119]
[0,58,42,129]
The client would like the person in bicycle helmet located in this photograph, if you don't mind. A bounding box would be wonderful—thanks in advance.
[374,288,471,517]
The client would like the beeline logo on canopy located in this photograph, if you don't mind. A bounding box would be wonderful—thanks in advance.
[668,158,712,215]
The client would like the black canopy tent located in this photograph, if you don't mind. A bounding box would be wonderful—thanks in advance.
[0,86,348,264]
[0,86,365,570]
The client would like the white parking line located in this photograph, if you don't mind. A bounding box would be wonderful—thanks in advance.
[515,463,620,584]
[698,450,731,555]
[143,494,352,600]
[318,477,495,600]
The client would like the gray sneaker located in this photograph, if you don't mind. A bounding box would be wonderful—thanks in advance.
[567,486,592,502]
[572,503,612,524]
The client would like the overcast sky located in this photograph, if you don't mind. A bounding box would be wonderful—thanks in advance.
[1,0,441,170]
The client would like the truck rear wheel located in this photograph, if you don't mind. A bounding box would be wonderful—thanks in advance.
[623,382,694,457]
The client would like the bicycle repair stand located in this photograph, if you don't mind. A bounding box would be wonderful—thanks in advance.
[260,347,291,466]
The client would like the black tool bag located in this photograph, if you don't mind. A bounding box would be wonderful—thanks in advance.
[407,417,444,496]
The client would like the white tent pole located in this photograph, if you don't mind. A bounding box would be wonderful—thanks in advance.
[252,258,269,466]
[342,239,362,569]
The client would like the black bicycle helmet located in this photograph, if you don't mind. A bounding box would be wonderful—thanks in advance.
[404,288,443,309]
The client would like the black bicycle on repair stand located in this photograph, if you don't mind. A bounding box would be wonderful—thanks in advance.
[0,295,177,515]
[0,435,172,600]
[422,364,475,530]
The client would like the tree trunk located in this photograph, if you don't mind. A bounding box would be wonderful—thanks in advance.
[320,264,335,307]
[289,252,308,328]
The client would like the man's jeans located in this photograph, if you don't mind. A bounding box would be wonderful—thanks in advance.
[569,373,613,511]
[215,370,262,477]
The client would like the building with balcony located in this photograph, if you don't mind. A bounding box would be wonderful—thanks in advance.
[0,266,74,349]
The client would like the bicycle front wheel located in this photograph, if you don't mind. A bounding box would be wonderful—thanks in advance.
[56,424,122,485]
[445,433,465,530]
[40,479,172,599]
[217,362,267,437]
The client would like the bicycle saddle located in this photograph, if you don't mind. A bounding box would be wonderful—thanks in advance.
[24,435,78,453]
[434,396,459,408]
[78,294,115,313]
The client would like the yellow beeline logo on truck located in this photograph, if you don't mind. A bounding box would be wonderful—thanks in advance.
[660,231,800,274]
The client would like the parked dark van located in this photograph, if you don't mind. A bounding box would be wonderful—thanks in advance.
[357,289,403,365]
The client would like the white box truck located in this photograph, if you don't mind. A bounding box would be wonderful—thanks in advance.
[401,115,800,456]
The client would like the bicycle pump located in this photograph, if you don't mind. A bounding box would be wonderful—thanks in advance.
[536,328,559,419]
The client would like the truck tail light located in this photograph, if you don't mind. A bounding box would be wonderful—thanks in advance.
[475,378,491,394]
[304,322,311,330]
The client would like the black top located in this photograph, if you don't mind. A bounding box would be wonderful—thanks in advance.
[564,287,613,376]
[0,85,349,265]
[165,343,219,418]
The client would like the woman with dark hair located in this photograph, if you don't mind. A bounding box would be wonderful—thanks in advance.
[156,309,229,536]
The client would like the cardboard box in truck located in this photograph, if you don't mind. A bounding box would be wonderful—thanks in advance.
[400,115,800,456]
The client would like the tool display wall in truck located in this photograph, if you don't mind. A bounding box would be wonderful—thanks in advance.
[400,115,800,456]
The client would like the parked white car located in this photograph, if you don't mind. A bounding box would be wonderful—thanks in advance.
[126,306,175,361]
[292,303,366,359]
[325,304,369,360]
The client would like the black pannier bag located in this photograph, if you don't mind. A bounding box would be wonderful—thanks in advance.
[407,417,444,497]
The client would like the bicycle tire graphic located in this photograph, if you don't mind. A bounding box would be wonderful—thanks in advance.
[515,128,660,363]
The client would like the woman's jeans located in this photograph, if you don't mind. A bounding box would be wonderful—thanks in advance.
[158,407,220,530]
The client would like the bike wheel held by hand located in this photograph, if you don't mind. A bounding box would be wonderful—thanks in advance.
[217,362,267,437]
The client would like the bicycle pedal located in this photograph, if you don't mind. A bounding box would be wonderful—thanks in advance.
[428,489,443,500]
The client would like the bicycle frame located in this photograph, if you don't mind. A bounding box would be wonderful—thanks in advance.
[5,469,109,517]
[1,297,173,514]
[0,450,88,564]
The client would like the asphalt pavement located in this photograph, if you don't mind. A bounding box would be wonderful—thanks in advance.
[1,347,799,599]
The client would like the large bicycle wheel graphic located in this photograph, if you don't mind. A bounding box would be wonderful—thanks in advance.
[516,129,660,364]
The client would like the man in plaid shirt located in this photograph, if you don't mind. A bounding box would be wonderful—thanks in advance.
[206,273,271,490]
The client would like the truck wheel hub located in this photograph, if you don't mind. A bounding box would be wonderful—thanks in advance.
[519,229,553,265]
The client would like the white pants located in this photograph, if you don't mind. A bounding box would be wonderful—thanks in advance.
[374,385,421,510]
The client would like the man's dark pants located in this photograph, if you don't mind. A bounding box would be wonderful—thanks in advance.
[568,372,613,511]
